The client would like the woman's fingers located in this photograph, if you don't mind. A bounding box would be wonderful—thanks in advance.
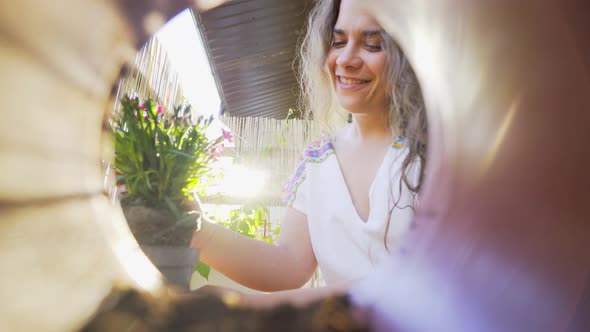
[183,193,203,213]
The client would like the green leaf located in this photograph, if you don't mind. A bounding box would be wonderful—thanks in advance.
[167,148,198,160]
[254,207,266,223]
[163,196,181,219]
[239,220,252,236]
[195,261,211,280]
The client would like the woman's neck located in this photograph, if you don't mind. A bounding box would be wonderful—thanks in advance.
[347,111,394,142]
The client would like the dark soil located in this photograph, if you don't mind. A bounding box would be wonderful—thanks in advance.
[82,288,369,332]
[122,204,199,247]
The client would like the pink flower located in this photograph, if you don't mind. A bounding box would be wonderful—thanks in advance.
[140,102,146,110]
[221,128,234,142]
[209,144,225,160]
[157,105,164,115]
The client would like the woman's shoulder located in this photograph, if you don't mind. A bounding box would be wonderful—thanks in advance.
[300,134,335,163]
[281,135,335,206]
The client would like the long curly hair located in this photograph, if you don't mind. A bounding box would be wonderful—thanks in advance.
[296,0,428,248]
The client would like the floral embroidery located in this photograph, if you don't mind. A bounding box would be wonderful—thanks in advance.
[392,136,406,148]
[281,135,334,206]
[281,135,406,207]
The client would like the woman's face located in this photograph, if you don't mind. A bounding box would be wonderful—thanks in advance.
[326,0,389,115]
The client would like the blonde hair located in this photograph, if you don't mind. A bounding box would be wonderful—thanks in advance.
[297,0,347,131]
[297,0,428,194]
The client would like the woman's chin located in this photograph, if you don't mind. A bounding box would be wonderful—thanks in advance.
[339,104,375,116]
[336,98,364,114]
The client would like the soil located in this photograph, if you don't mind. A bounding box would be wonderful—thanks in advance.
[82,288,369,332]
[122,204,199,247]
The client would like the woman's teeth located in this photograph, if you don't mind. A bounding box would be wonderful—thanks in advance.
[340,77,367,85]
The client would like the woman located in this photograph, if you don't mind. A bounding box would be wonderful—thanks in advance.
[189,0,427,304]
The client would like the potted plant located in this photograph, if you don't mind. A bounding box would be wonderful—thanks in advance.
[110,94,229,290]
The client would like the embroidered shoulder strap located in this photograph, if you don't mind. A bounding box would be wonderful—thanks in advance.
[392,136,406,148]
[281,135,334,206]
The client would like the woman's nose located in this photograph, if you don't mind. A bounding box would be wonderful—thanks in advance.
[335,45,362,69]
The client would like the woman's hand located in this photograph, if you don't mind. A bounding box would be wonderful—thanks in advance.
[183,193,204,215]
[184,194,207,247]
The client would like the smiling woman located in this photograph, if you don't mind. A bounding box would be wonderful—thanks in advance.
[2,0,590,331]
[188,0,428,292]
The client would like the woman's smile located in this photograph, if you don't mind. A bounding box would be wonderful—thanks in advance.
[337,75,371,89]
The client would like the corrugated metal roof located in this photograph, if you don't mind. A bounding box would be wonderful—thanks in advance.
[196,0,311,119]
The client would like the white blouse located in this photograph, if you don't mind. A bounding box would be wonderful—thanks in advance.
[282,135,420,285]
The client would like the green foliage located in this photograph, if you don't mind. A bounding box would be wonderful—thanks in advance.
[111,95,225,216]
[210,206,279,243]
[194,261,211,280]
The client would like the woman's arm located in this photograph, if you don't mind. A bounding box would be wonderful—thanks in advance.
[194,282,352,310]
[239,282,352,309]
[191,206,317,292]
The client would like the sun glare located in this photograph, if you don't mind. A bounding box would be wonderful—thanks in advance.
[156,9,221,117]
[209,160,268,198]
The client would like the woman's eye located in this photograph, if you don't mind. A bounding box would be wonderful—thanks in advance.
[331,40,346,48]
[365,35,383,51]
[366,44,383,51]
